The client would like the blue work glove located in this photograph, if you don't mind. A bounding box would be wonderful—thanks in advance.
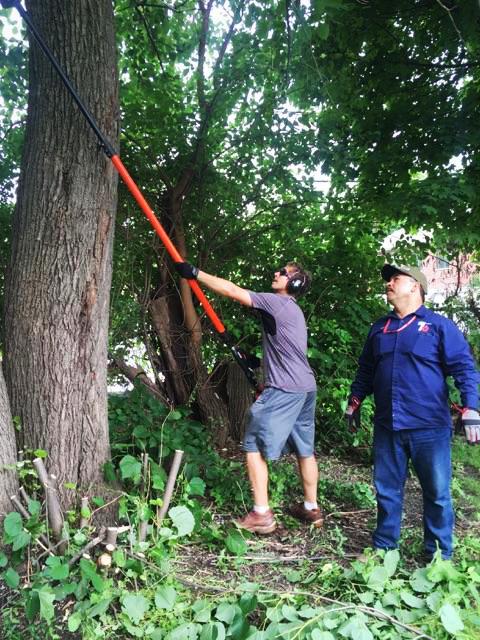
[462,409,480,445]
[175,262,199,279]
[344,397,361,433]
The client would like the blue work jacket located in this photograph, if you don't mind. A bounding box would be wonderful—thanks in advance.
[350,305,479,430]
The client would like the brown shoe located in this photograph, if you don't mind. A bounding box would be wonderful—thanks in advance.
[289,503,324,528]
[234,509,276,534]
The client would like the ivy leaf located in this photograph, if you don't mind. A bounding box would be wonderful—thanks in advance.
[36,588,55,621]
[238,593,257,615]
[12,529,31,551]
[311,631,335,640]
[215,603,239,624]
[155,585,177,611]
[3,567,20,588]
[188,477,206,496]
[200,622,225,640]
[119,455,142,484]
[192,599,212,623]
[225,529,247,556]
[383,549,399,577]
[68,612,82,632]
[166,622,200,640]
[0,552,8,568]
[400,591,425,609]
[4,511,22,538]
[122,593,150,625]
[439,602,464,634]
[169,506,195,536]
[44,556,69,581]
[410,568,435,593]
[367,566,389,591]
[229,611,250,640]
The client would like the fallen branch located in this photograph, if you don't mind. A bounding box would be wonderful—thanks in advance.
[32,459,64,545]
[68,528,106,567]
[156,449,184,524]
[10,494,54,555]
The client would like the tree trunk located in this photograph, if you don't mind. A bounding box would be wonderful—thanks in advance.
[0,362,18,521]
[3,0,119,507]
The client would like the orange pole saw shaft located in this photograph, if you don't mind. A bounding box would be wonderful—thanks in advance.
[111,155,226,334]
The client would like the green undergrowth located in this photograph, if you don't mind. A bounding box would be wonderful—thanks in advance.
[1,385,480,639]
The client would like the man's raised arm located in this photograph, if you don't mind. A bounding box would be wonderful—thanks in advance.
[174,262,252,306]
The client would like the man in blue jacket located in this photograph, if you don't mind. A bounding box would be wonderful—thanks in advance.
[346,264,480,560]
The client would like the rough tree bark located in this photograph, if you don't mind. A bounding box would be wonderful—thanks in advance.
[0,362,18,520]
[3,0,119,507]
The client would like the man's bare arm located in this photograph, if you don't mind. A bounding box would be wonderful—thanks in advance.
[197,271,252,306]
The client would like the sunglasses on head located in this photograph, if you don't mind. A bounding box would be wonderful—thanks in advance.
[278,267,289,276]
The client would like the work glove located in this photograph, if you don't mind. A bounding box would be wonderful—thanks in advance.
[462,409,480,445]
[174,262,199,279]
[344,397,361,433]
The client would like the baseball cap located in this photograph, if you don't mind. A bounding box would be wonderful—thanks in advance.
[381,263,428,294]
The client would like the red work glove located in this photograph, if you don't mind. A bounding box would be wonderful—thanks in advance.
[344,396,361,433]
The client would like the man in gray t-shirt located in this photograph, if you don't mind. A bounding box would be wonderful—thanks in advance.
[174,261,321,534]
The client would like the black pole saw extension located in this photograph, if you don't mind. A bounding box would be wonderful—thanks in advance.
[1,0,258,389]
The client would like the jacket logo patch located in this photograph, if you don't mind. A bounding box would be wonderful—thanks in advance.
[418,321,431,333]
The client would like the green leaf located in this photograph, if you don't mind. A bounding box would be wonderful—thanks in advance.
[88,598,113,617]
[200,622,225,640]
[410,568,435,593]
[215,603,239,624]
[155,585,177,611]
[166,622,200,640]
[188,477,206,496]
[0,552,8,568]
[25,591,40,622]
[439,602,464,634]
[400,591,425,609]
[281,605,299,621]
[427,559,460,583]
[366,566,389,591]
[122,593,150,625]
[192,599,212,623]
[36,588,55,621]
[12,529,31,551]
[225,530,247,556]
[68,612,82,633]
[3,567,20,588]
[119,454,142,484]
[238,593,257,615]
[33,449,47,458]
[383,549,399,577]
[44,556,69,581]
[79,558,105,592]
[169,506,195,536]
[4,511,22,537]
[229,611,250,640]
[311,631,335,640]
[317,23,330,40]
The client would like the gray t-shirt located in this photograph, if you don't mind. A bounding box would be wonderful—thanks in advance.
[249,292,316,392]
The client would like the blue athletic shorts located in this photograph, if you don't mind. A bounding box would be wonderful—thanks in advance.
[242,387,317,460]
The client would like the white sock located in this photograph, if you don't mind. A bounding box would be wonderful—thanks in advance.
[253,505,270,514]
[304,501,318,511]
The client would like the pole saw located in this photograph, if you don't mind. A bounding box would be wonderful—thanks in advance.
[0,0,258,389]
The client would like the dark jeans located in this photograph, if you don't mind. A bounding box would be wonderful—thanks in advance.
[372,425,454,559]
